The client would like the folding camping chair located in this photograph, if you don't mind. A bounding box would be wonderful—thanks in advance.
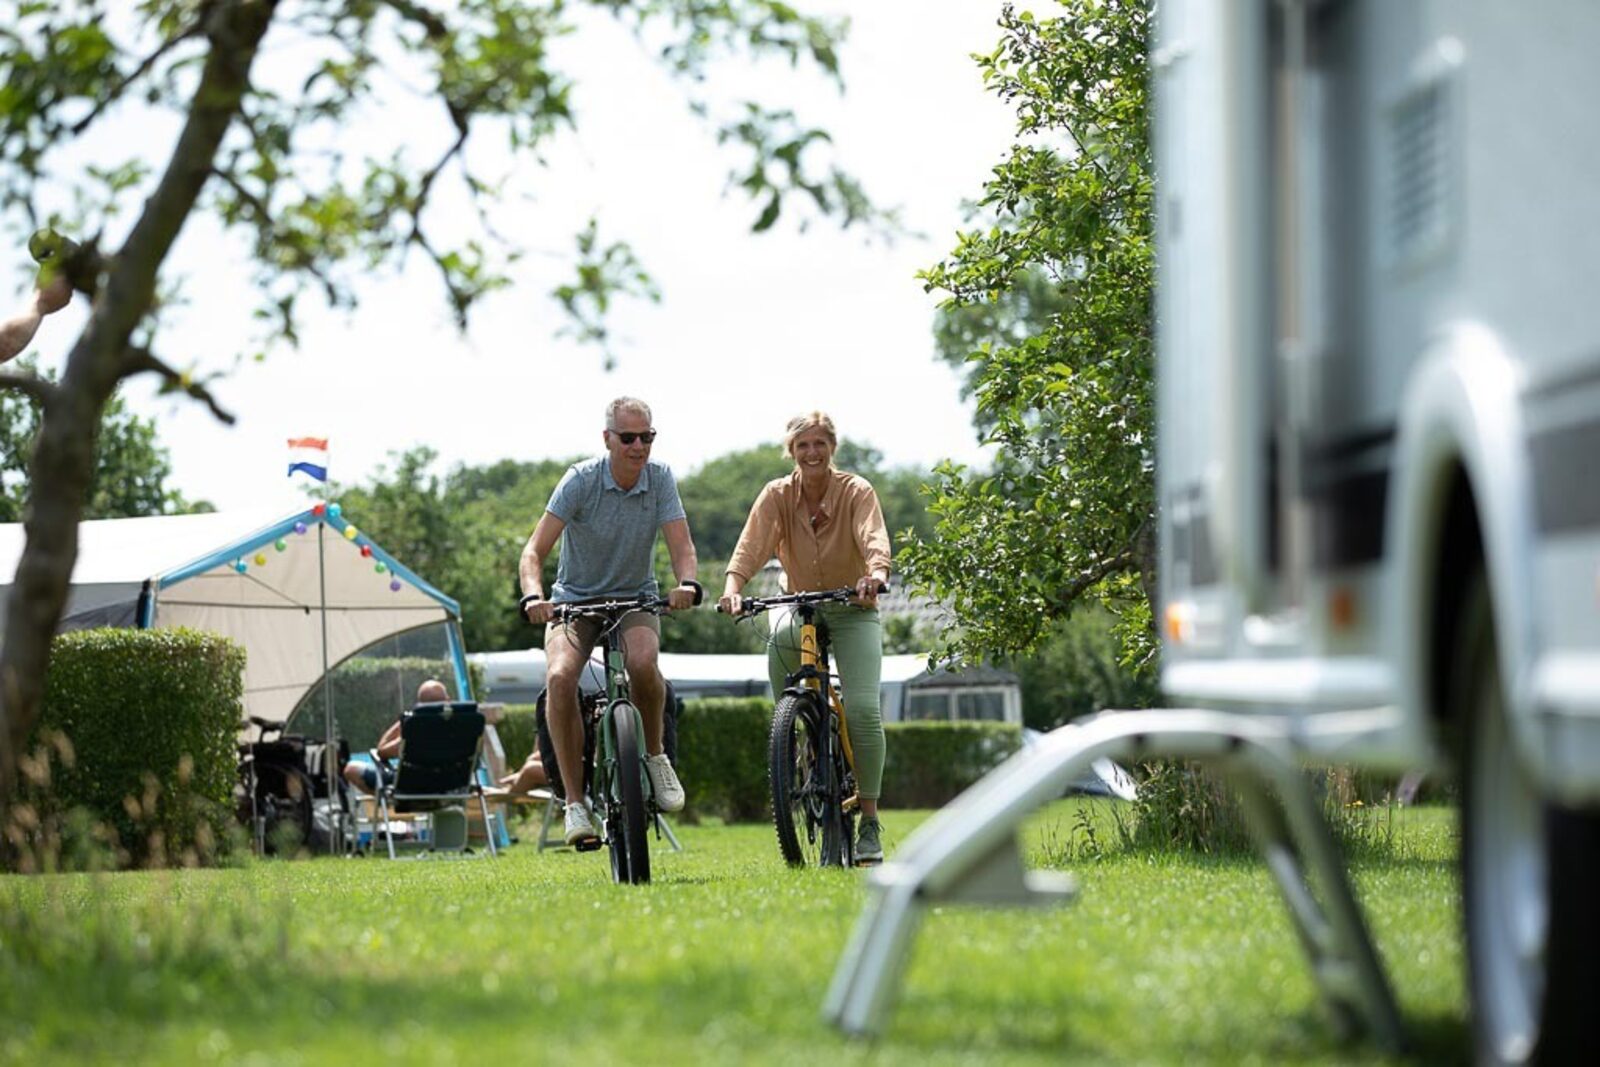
[375,701,499,859]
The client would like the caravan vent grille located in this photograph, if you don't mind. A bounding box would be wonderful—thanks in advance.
[1388,75,1452,266]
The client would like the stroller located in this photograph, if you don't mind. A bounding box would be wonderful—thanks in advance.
[236,716,352,855]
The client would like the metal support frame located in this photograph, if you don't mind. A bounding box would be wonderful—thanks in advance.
[376,785,499,860]
[654,813,684,852]
[823,708,1404,1052]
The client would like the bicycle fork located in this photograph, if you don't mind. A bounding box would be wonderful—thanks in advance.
[799,619,859,811]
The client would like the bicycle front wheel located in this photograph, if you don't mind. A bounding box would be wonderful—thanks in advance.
[608,700,651,885]
[770,692,838,867]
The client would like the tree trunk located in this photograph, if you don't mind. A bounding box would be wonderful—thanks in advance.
[1134,512,1159,641]
[0,0,277,798]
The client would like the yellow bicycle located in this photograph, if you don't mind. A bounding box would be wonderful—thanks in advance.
[724,587,867,867]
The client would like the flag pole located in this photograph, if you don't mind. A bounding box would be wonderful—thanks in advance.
[316,516,343,853]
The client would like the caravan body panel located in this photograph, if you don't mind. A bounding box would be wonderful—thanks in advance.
[1156,0,1600,796]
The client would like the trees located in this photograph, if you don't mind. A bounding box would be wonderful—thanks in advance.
[0,0,885,791]
[330,438,936,656]
[900,1,1156,672]
[677,439,935,562]
[0,358,204,521]
[330,447,573,653]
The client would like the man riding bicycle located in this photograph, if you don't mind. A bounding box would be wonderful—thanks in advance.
[519,396,702,846]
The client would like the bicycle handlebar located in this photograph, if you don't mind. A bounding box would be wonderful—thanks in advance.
[550,595,672,623]
[717,584,891,616]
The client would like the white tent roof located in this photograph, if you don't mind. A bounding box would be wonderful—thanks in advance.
[0,509,464,725]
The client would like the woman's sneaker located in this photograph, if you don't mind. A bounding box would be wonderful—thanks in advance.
[563,801,598,847]
[644,753,685,812]
[855,816,884,866]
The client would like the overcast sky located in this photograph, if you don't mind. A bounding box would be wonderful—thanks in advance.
[20,3,1019,515]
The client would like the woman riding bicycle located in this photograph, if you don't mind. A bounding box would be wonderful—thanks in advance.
[719,411,891,865]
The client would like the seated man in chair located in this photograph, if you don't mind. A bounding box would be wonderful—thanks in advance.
[343,678,450,795]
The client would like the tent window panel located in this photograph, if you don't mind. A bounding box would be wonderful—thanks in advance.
[904,692,952,722]
[955,689,1008,722]
[289,621,462,750]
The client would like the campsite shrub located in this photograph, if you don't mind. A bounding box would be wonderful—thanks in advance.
[882,721,1024,807]
[290,656,486,751]
[6,627,245,871]
[1120,760,1408,859]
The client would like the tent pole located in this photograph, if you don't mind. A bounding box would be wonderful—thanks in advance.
[317,520,344,855]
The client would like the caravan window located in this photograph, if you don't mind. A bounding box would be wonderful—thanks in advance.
[903,687,1015,723]
[904,691,951,722]
[956,690,1008,722]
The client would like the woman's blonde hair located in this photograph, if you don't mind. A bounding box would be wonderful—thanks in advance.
[783,411,838,461]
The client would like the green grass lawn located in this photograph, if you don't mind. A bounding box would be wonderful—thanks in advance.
[0,803,1468,1065]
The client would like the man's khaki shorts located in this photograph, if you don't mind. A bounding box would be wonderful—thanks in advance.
[543,602,660,662]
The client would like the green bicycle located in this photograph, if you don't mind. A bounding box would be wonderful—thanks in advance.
[549,596,671,884]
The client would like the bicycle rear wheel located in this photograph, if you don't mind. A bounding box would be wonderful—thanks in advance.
[608,701,651,885]
[771,692,837,867]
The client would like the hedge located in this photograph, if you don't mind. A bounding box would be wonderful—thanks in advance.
[492,697,769,822]
[677,698,771,822]
[291,655,486,751]
[483,696,1023,823]
[495,703,538,774]
[10,627,246,870]
[676,704,1022,820]
[882,721,1024,808]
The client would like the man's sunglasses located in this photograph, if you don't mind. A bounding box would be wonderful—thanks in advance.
[610,430,657,445]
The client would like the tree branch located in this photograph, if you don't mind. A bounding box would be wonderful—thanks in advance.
[211,166,342,305]
[380,0,449,40]
[409,122,469,247]
[1050,543,1139,611]
[0,371,61,409]
[69,22,206,136]
[123,347,236,425]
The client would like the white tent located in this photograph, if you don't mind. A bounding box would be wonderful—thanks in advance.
[0,508,471,726]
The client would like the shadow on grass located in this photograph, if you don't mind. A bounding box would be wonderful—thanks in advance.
[3,910,1471,1064]
[1397,1011,1472,1065]
[884,980,1469,1065]
[6,939,859,1060]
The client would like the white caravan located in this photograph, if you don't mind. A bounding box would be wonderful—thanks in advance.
[826,3,1596,1062]
[1155,1,1598,1062]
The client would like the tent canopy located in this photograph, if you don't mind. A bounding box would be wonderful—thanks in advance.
[0,508,469,725]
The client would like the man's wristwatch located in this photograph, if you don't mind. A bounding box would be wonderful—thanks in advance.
[677,578,704,605]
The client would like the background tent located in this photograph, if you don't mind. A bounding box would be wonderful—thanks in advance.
[0,508,472,729]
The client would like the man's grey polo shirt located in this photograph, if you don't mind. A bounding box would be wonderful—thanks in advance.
[546,457,686,601]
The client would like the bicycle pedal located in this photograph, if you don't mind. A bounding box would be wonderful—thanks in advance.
[573,836,603,852]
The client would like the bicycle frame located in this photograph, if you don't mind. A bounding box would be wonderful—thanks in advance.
[786,602,857,793]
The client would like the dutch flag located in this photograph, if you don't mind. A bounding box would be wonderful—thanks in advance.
[287,437,329,482]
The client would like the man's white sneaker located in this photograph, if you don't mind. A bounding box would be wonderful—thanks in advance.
[563,801,598,846]
[644,753,685,812]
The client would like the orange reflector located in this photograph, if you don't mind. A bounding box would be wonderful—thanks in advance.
[1329,587,1356,630]
[1165,602,1192,643]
